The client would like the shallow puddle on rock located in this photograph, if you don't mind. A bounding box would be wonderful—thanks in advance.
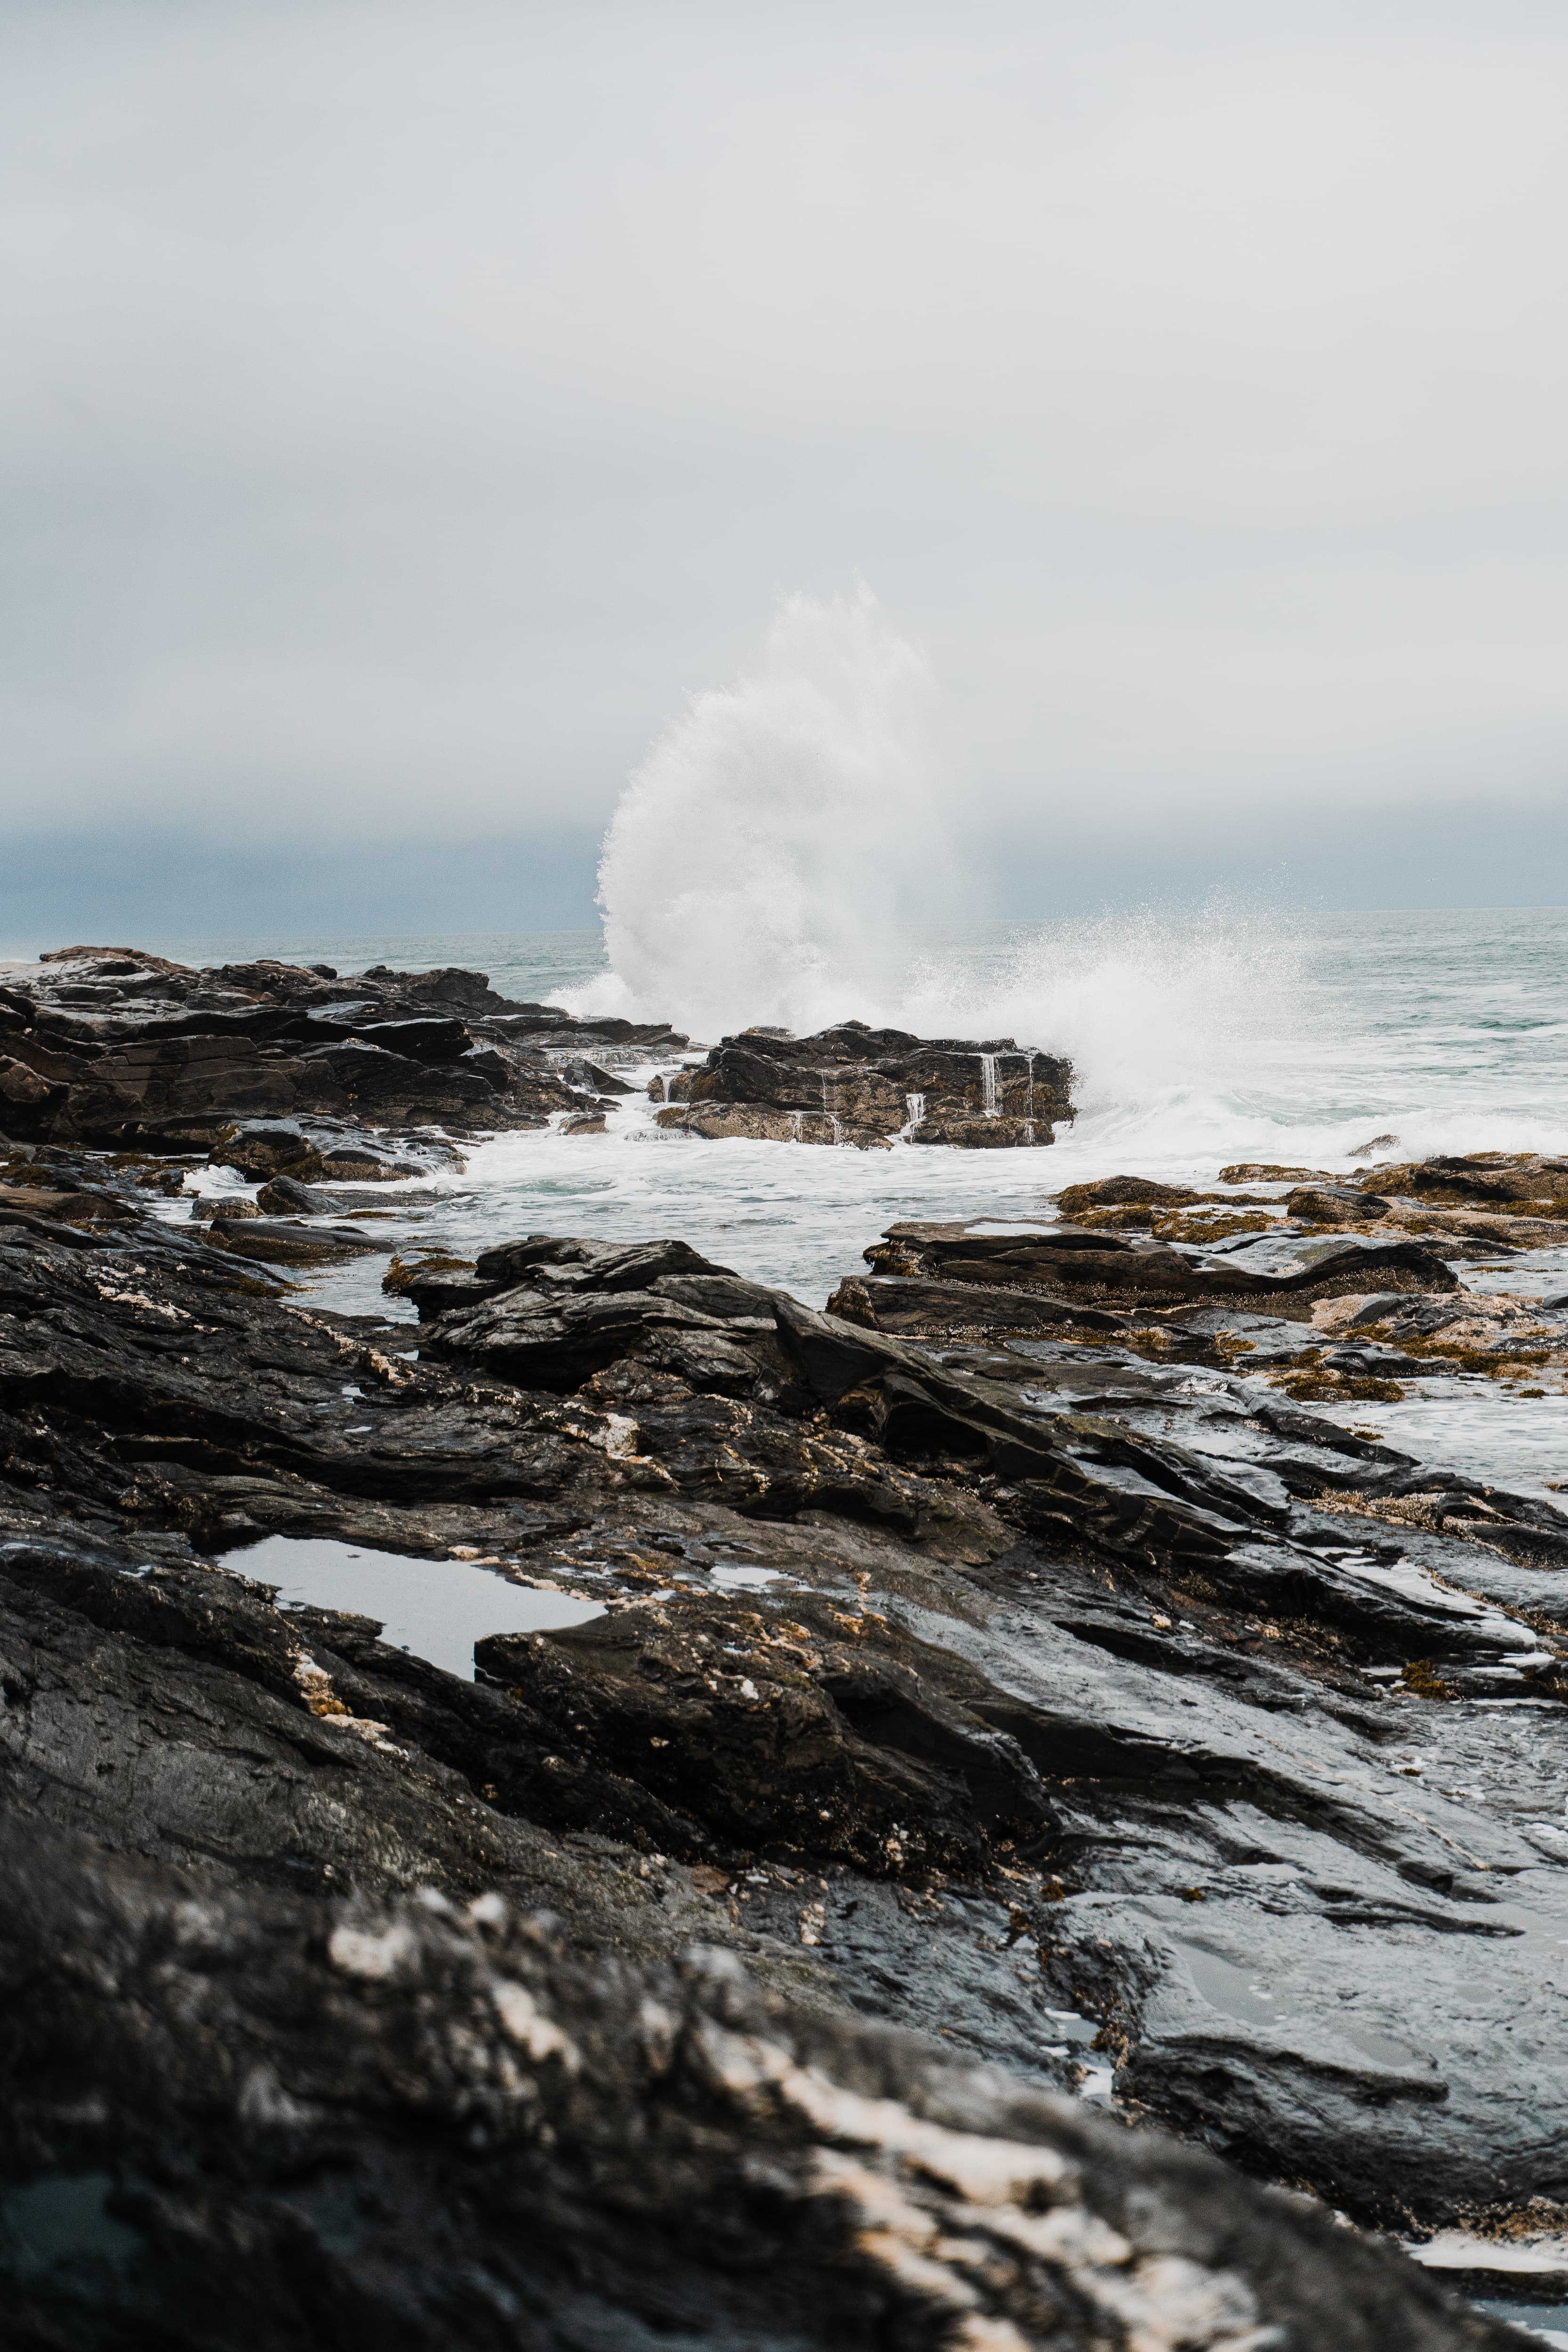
[231,1534,603,1679]
[1178,1942,1433,2073]
[1176,1945,1280,2026]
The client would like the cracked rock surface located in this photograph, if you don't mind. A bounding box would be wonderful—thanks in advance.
[0,1113,1555,2342]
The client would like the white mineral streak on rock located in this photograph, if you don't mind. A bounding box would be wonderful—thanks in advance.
[638,1998,679,2071]
[294,1655,404,1749]
[947,2321,1033,2352]
[328,1921,419,1980]
[696,2025,1278,2348]
[293,1652,344,1715]
[94,1285,190,1321]
[488,1979,582,2072]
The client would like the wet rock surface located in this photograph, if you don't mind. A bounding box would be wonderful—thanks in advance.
[0,945,685,1149]
[0,1105,1558,2339]
[652,1019,1076,1147]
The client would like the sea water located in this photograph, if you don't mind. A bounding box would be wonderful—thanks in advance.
[155,903,1568,1503]
[162,898,1568,1298]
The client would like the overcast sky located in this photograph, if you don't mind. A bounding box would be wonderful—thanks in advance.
[4,0,1568,944]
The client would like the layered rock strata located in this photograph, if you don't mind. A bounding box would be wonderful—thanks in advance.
[651,1019,1075,1147]
[0,945,683,1149]
[0,1141,1561,2342]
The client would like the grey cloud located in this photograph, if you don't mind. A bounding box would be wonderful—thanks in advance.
[1,0,1566,909]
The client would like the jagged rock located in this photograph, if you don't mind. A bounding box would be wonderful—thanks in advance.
[0,949,671,1149]
[1376,1150,1568,1206]
[873,1219,1460,1311]
[0,1816,1514,2352]
[5,1158,1568,2334]
[202,1217,385,1266]
[658,1102,892,1146]
[911,1113,1049,1148]
[667,1020,1075,1148]
[255,1172,335,1215]
[478,1588,1056,1872]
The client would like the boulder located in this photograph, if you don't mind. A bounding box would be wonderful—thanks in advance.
[659,1025,1075,1148]
[1057,1175,1202,1211]
[255,1172,334,1215]
[1288,1184,1391,1223]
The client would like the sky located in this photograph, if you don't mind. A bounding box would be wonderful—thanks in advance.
[3,0,1568,950]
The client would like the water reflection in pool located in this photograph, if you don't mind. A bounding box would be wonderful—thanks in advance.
[230,1533,603,1680]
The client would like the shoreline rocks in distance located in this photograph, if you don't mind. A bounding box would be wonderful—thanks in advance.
[0,944,685,1150]
[0,948,1077,1153]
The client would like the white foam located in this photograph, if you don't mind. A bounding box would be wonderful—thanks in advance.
[572,587,951,1041]
[569,592,1568,1167]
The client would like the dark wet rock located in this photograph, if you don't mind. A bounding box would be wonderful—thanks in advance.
[656,1100,896,1147]
[1374,1150,1568,1207]
[0,946,676,1152]
[0,1818,1517,2352]
[478,1588,1056,1874]
[1057,1175,1204,1212]
[209,1121,334,1180]
[874,1218,1461,1312]
[254,1172,335,1215]
[911,1112,1048,1148]
[318,1142,428,1181]
[667,1020,1075,1147]
[472,1233,731,1294]
[1287,1184,1392,1222]
[202,1218,386,1266]
[558,1054,635,1094]
[3,1172,1568,2336]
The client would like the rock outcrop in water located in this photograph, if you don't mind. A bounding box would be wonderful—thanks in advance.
[0,1116,1563,2340]
[651,1020,1076,1147]
[0,945,683,1148]
[1,950,1080,1156]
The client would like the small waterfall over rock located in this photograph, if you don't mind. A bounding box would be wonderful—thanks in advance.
[978,1053,1000,1115]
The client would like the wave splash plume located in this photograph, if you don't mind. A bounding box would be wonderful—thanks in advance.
[570,588,1311,1153]
[572,587,949,1041]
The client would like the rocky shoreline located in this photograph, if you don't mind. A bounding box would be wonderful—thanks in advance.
[2,948,1564,2347]
[0,948,1076,1153]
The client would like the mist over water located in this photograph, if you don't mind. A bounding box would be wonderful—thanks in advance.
[567,590,1568,1166]
[576,588,952,1040]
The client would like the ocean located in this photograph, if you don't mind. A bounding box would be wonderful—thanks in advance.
[156,904,1568,1501]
